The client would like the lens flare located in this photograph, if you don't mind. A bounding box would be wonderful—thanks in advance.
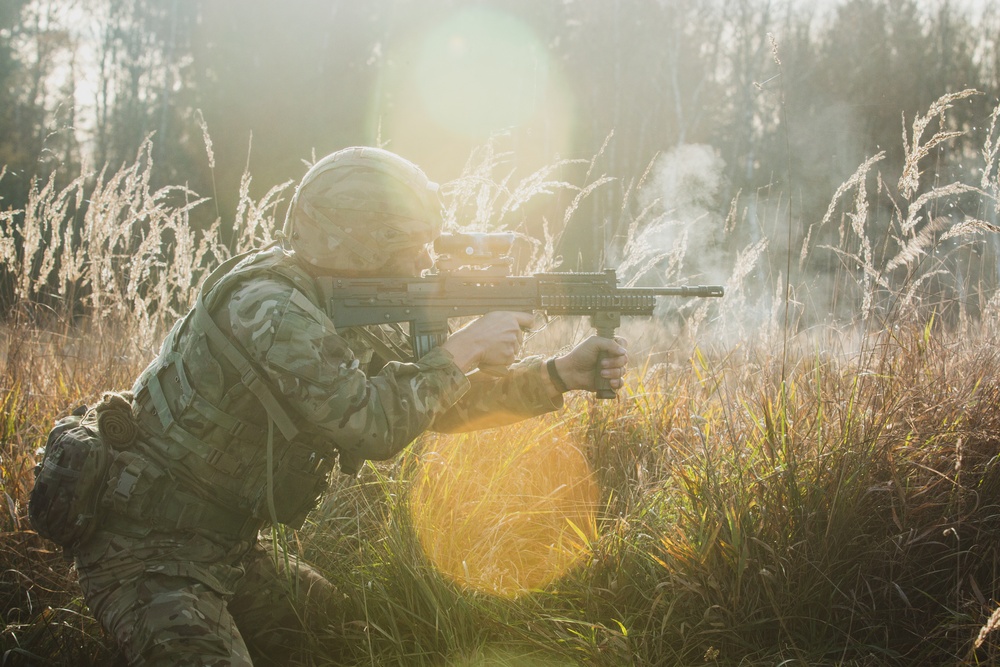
[374,7,574,181]
[413,8,547,138]
[408,420,598,597]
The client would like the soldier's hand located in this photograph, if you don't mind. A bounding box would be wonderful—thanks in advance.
[550,336,628,393]
[440,311,534,373]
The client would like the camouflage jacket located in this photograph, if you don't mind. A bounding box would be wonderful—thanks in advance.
[127,246,563,529]
[224,256,564,455]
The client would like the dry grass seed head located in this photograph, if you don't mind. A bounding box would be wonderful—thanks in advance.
[898,89,979,200]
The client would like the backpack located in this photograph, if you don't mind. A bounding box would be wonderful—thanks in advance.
[29,393,135,554]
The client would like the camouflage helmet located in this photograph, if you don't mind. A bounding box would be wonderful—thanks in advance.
[282,146,443,272]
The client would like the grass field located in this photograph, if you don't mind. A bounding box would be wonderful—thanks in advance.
[3,91,1000,665]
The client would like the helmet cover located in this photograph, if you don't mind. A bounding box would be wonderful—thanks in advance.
[283,146,442,272]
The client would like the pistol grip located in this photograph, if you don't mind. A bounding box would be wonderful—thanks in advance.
[595,356,616,399]
[593,319,619,400]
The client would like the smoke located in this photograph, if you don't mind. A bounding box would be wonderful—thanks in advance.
[621,143,730,288]
[622,143,790,349]
[644,143,726,222]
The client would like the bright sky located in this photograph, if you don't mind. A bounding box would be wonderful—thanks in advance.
[795,0,991,21]
[26,0,998,175]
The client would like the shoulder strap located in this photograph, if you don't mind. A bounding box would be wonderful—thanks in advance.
[267,257,324,306]
[192,247,302,442]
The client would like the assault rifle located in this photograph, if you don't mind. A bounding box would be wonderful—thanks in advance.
[316,233,724,399]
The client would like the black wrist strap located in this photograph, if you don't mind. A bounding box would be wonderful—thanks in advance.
[546,357,569,393]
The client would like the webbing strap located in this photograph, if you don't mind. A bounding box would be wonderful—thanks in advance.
[145,372,175,432]
[106,486,261,542]
[168,487,260,541]
[192,277,302,443]
[186,388,264,441]
[134,387,243,475]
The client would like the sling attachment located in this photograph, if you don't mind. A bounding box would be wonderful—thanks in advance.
[354,324,412,364]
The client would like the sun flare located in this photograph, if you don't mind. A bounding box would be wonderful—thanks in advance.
[374,6,575,181]
[408,420,598,597]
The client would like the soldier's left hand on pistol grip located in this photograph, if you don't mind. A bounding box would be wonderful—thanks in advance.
[553,336,628,392]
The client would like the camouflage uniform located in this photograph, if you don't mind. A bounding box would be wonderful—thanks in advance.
[74,244,563,666]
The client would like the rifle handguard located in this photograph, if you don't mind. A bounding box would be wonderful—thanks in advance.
[318,268,724,401]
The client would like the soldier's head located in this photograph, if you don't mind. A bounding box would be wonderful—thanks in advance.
[282,146,442,275]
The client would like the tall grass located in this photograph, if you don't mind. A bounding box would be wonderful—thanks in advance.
[2,90,1000,665]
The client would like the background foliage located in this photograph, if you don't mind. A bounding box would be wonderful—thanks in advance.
[1,0,998,283]
[4,1,1000,665]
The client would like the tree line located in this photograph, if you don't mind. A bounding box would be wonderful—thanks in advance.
[1,0,998,319]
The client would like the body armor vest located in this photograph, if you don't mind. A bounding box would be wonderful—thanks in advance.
[131,246,342,529]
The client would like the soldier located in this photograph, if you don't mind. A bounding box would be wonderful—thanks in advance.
[72,146,628,665]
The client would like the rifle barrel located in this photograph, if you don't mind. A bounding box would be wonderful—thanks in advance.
[647,285,725,298]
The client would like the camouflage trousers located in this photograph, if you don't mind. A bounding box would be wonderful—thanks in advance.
[75,525,343,666]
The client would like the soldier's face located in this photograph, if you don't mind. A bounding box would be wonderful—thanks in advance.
[382,243,433,277]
